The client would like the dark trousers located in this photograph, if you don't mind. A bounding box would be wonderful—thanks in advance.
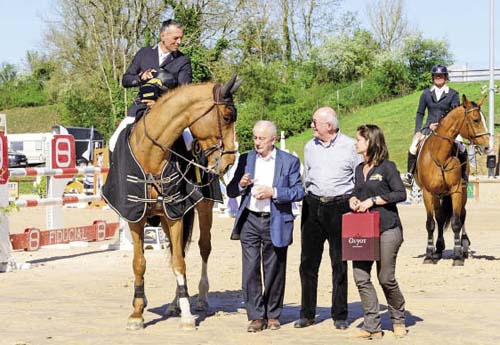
[240,211,288,320]
[299,195,349,321]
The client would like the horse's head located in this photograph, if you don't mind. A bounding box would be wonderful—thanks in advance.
[459,95,490,153]
[189,75,242,175]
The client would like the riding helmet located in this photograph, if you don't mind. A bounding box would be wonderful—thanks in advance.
[431,64,449,79]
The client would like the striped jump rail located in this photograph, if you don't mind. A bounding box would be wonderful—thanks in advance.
[14,195,102,208]
[8,166,109,178]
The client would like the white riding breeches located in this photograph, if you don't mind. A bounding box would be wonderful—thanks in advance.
[409,132,465,155]
[109,117,135,152]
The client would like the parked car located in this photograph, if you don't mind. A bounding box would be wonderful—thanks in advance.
[8,150,28,167]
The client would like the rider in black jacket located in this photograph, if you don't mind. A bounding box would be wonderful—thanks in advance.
[404,64,464,186]
[109,19,192,151]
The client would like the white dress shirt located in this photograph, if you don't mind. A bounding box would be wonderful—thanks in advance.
[158,48,169,66]
[431,85,449,101]
[247,149,276,213]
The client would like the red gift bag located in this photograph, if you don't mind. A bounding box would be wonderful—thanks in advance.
[342,211,380,261]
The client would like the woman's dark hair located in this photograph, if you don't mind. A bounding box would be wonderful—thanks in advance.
[357,124,389,165]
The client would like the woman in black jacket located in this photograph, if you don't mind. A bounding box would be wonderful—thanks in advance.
[404,64,461,186]
[348,124,407,339]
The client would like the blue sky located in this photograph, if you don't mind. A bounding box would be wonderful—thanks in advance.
[0,0,499,70]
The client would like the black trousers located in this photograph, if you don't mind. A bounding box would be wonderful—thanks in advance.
[299,194,349,321]
[240,210,288,320]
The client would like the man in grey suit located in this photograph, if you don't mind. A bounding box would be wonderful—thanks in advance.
[227,120,305,332]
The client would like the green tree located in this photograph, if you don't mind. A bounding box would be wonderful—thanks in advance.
[313,29,380,82]
[401,33,453,89]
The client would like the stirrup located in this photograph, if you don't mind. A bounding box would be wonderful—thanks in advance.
[403,173,414,187]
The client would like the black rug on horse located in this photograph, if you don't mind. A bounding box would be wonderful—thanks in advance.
[101,125,204,223]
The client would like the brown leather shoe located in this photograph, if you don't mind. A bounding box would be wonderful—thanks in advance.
[267,318,281,330]
[393,323,407,338]
[247,319,266,332]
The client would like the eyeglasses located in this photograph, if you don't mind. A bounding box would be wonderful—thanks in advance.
[311,119,328,127]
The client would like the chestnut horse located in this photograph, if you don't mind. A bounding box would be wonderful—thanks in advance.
[125,76,241,330]
[415,95,489,266]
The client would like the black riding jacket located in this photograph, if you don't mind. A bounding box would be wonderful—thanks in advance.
[414,86,459,134]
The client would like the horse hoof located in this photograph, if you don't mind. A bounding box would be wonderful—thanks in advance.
[453,259,465,267]
[195,300,209,312]
[126,317,144,330]
[423,258,434,264]
[432,253,442,261]
[462,239,470,258]
[181,318,196,330]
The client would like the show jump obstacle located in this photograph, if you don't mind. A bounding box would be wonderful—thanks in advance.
[0,131,117,271]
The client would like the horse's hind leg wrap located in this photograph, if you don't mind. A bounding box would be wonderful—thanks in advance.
[133,280,148,308]
[177,284,189,298]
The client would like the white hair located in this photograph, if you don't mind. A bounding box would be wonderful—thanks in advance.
[253,120,277,137]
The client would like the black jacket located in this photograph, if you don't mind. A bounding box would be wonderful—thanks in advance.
[414,87,459,134]
[122,46,192,117]
[351,160,406,233]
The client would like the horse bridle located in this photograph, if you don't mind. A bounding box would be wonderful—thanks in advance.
[427,105,489,191]
[433,105,489,143]
[142,83,237,176]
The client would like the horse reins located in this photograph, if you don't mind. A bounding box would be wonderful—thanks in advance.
[427,105,488,193]
[141,84,237,176]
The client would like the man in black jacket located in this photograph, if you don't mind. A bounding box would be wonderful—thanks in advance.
[404,64,463,186]
[109,19,192,151]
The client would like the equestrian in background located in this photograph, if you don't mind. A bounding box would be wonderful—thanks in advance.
[404,64,467,186]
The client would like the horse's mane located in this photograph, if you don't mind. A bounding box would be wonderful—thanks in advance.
[155,82,214,107]
[438,104,463,124]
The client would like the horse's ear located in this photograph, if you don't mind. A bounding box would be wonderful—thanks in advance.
[462,94,470,107]
[221,75,237,98]
[230,77,243,95]
[477,94,487,107]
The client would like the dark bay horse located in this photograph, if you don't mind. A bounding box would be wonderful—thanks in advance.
[415,95,490,266]
[125,76,241,330]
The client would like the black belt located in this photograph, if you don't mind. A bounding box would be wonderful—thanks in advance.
[307,192,346,204]
[247,209,271,217]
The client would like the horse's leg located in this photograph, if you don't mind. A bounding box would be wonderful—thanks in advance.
[195,200,213,312]
[162,217,196,329]
[161,221,181,317]
[460,209,470,258]
[422,190,436,264]
[433,197,446,261]
[450,192,465,266]
[126,220,148,330]
[460,185,470,258]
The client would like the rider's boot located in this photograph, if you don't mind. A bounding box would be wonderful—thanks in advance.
[403,152,417,187]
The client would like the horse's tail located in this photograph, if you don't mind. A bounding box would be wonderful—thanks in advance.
[182,208,195,255]
[442,195,453,230]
